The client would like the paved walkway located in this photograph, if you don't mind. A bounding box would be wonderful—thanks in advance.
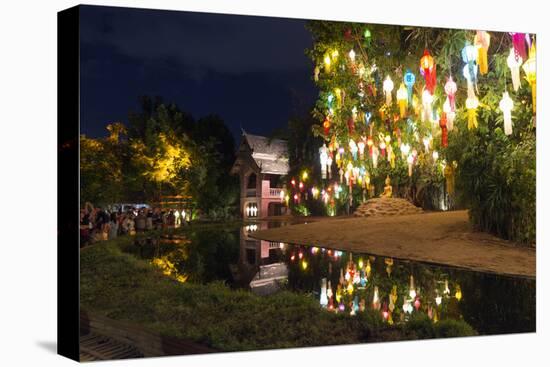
[251,210,535,278]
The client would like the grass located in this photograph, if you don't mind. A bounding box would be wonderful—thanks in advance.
[80,232,477,352]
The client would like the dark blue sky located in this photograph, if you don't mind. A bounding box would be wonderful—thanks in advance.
[79,5,318,141]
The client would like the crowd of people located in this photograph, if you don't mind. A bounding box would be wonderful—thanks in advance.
[79,203,189,246]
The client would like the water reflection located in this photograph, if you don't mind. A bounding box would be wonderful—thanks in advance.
[126,222,535,335]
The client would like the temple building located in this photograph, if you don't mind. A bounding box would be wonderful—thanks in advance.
[230,131,289,219]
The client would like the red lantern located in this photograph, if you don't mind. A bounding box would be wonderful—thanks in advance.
[419,49,437,94]
[347,117,355,134]
[323,117,331,135]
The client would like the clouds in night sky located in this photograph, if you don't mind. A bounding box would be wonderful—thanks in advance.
[79,5,318,140]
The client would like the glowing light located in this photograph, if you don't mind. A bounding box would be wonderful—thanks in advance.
[422,89,433,123]
[465,96,480,130]
[522,43,536,113]
[435,295,442,306]
[383,75,394,106]
[507,48,523,92]
[348,49,356,63]
[301,260,308,270]
[455,285,462,301]
[409,275,416,299]
[499,91,514,135]
[474,31,491,75]
[432,151,439,161]
[404,69,415,103]
[302,171,308,181]
[396,83,408,117]
[444,76,457,112]
[320,278,328,307]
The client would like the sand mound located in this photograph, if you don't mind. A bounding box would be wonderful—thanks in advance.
[354,197,423,217]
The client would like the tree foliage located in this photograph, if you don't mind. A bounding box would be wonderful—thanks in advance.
[304,21,535,243]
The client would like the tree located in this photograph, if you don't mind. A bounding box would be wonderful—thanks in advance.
[304,21,535,242]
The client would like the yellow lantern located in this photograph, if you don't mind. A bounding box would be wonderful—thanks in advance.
[522,43,536,113]
[474,31,491,75]
[383,75,394,106]
[465,96,479,130]
[323,53,331,72]
[455,285,462,301]
[396,83,408,117]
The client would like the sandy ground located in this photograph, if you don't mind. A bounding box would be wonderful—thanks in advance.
[251,210,535,278]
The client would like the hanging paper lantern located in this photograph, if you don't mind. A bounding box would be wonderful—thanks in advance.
[420,49,436,94]
[383,75,394,106]
[323,117,330,135]
[407,153,414,177]
[465,96,479,130]
[499,91,514,135]
[319,144,329,179]
[462,42,478,95]
[404,69,415,104]
[522,43,536,113]
[364,28,372,46]
[462,63,477,98]
[510,32,527,61]
[435,295,442,306]
[396,83,408,118]
[414,297,421,311]
[348,49,356,63]
[357,139,366,159]
[506,48,523,92]
[372,146,379,168]
[323,53,331,72]
[444,76,457,112]
[439,112,448,147]
[474,31,491,75]
[409,275,416,299]
[443,97,455,131]
[320,278,328,307]
[314,66,320,82]
[455,285,462,301]
[373,286,380,310]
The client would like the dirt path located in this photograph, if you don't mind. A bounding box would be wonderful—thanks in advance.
[251,210,535,278]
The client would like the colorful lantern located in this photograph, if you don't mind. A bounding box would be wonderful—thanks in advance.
[522,43,536,113]
[420,49,436,94]
[404,69,415,104]
[320,278,328,307]
[499,91,514,135]
[510,32,527,61]
[474,31,491,75]
[373,286,380,310]
[357,139,366,159]
[383,75,394,106]
[455,285,462,301]
[349,139,358,160]
[407,153,414,177]
[444,76,457,112]
[364,28,372,45]
[443,97,455,131]
[396,83,408,117]
[462,42,478,88]
[323,53,331,72]
[348,49,356,63]
[506,48,522,92]
[314,66,320,82]
[421,89,433,123]
[409,275,416,299]
[439,112,448,147]
[319,144,329,179]
[465,96,479,130]
[372,146,379,168]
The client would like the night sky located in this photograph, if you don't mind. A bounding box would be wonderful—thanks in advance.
[79,5,318,141]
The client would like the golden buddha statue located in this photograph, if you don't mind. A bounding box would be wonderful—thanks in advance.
[380,175,393,198]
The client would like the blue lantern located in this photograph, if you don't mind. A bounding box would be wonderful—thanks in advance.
[404,69,416,104]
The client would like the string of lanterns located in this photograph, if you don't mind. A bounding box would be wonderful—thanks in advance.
[313,28,536,200]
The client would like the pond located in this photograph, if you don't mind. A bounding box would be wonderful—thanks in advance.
[125,220,536,336]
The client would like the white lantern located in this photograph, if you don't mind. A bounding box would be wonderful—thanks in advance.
[443,97,455,131]
[383,75,394,106]
[319,144,329,179]
[506,48,523,92]
[499,91,514,135]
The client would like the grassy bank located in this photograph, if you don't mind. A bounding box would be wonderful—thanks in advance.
[80,232,476,352]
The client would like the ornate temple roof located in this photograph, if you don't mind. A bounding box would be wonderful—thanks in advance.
[232,132,289,175]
